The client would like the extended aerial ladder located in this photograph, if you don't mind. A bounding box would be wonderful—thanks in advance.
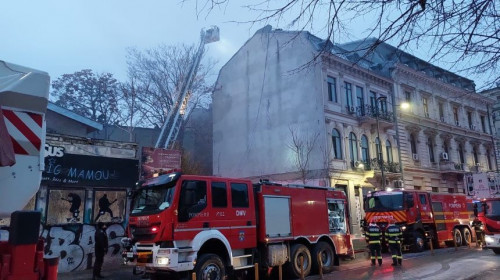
[154,26,219,149]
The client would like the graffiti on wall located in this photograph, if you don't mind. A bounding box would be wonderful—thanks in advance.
[41,223,125,272]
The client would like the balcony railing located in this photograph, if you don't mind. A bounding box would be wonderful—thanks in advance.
[358,158,401,173]
[355,105,394,121]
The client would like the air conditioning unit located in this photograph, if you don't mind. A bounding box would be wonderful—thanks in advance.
[470,125,476,130]
[476,163,482,167]
[455,121,460,127]
[393,180,404,188]
[412,153,419,160]
[441,152,449,160]
[347,106,355,114]
[440,117,445,123]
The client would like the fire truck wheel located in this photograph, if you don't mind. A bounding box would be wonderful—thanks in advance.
[194,253,226,280]
[453,228,463,247]
[461,228,472,246]
[413,232,425,252]
[492,248,500,255]
[311,242,335,274]
[287,244,312,279]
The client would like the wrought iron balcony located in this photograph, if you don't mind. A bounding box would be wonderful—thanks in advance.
[364,158,401,173]
[354,105,395,129]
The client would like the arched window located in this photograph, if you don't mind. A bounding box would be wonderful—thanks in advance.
[386,140,393,163]
[331,129,342,159]
[375,137,382,162]
[349,132,358,164]
[428,137,435,163]
[410,134,417,154]
[361,135,369,163]
[458,144,464,164]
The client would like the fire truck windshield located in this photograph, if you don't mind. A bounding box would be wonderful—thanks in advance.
[132,185,175,215]
[131,174,180,215]
[365,193,403,211]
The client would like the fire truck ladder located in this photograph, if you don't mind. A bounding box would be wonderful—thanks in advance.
[155,26,220,149]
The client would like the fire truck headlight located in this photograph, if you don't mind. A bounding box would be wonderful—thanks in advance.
[156,257,170,265]
[484,235,495,243]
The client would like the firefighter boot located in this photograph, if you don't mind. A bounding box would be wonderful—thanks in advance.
[371,259,376,266]
[398,258,402,266]
[378,258,382,266]
[391,258,397,266]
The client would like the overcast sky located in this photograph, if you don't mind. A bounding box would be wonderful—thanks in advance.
[1,1,486,89]
[0,1,372,82]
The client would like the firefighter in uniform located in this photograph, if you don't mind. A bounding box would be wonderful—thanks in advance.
[385,223,403,266]
[365,223,383,266]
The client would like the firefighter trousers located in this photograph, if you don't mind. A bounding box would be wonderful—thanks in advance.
[369,243,382,265]
[389,242,402,265]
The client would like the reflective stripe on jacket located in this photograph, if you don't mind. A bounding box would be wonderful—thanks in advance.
[386,225,402,244]
[365,225,382,244]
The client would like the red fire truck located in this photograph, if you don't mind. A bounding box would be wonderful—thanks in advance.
[121,171,354,279]
[473,198,500,254]
[363,190,477,252]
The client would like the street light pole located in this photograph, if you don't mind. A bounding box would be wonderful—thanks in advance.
[376,96,387,190]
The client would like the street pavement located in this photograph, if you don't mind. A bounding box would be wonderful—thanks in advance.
[56,249,368,280]
[57,246,499,280]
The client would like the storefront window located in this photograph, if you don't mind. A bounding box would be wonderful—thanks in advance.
[93,190,126,223]
[47,189,85,224]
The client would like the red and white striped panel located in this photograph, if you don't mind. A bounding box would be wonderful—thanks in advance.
[2,109,43,156]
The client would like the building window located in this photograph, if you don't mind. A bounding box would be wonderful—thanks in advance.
[473,147,479,165]
[356,86,364,116]
[345,82,353,109]
[467,111,473,128]
[480,115,486,133]
[361,135,369,163]
[386,140,393,163]
[349,132,358,165]
[405,91,412,103]
[428,137,435,163]
[487,149,493,170]
[375,137,382,162]
[370,91,377,112]
[438,102,444,121]
[443,141,449,154]
[423,97,429,118]
[453,107,459,125]
[458,144,464,164]
[332,129,342,159]
[410,134,417,155]
[327,76,337,102]
[432,187,439,193]
[379,95,387,114]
